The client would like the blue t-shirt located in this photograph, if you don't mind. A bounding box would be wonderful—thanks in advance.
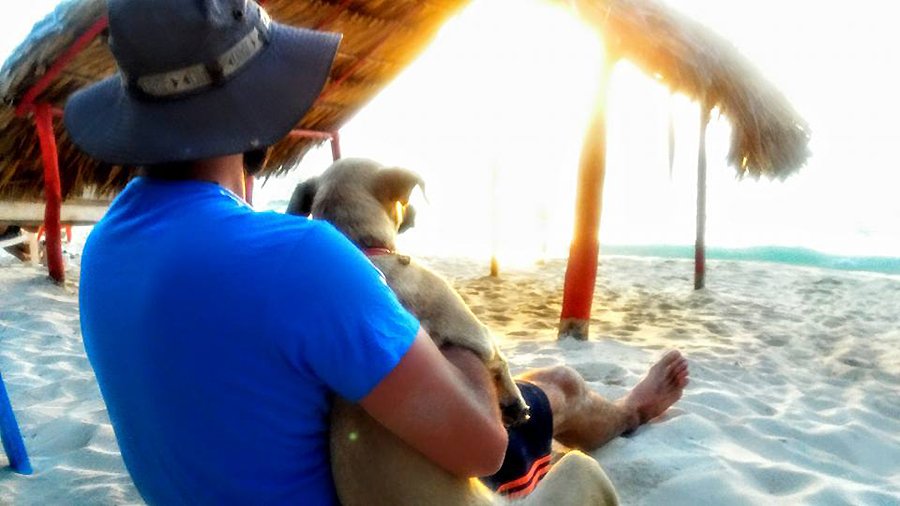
[79,177,419,505]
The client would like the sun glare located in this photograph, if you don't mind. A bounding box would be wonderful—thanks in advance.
[249,0,900,261]
[4,1,900,262]
[334,0,606,264]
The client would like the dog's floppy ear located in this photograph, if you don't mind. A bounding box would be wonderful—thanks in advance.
[286,177,319,217]
[371,168,425,206]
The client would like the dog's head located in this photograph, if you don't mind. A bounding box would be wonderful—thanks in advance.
[286,158,424,250]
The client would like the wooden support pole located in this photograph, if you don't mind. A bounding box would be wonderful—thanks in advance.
[489,157,499,278]
[27,232,40,266]
[330,131,342,161]
[244,174,254,205]
[489,257,499,278]
[559,64,611,340]
[694,106,710,290]
[668,94,676,179]
[34,103,65,284]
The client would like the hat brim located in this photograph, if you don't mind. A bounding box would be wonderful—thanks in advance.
[64,23,341,166]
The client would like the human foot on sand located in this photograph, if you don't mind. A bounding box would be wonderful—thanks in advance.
[622,350,689,428]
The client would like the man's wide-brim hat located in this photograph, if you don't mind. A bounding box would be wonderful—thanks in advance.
[64,0,341,166]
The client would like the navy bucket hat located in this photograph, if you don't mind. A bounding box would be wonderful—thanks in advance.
[64,0,341,166]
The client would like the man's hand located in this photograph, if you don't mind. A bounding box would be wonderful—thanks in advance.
[359,329,508,478]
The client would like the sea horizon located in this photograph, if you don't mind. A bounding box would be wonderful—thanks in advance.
[596,244,900,276]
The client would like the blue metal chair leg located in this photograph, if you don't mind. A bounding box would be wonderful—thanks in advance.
[0,371,32,475]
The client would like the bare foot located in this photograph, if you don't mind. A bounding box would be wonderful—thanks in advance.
[622,350,689,428]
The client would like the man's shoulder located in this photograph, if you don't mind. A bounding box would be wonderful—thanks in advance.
[242,212,349,250]
[232,212,369,275]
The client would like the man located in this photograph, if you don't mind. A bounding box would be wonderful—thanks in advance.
[68,1,687,504]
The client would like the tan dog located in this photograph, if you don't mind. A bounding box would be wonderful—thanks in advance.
[287,158,618,505]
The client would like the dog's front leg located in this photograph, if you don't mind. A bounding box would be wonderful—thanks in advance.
[491,346,531,427]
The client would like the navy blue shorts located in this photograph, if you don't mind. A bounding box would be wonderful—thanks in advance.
[479,381,553,498]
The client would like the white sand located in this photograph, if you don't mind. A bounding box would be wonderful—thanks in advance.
[0,254,141,504]
[1,251,899,505]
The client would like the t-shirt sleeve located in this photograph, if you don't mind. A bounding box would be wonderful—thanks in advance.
[279,222,420,402]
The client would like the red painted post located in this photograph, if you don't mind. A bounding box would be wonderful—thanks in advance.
[16,18,109,117]
[558,63,611,340]
[34,103,65,283]
[330,131,342,161]
[695,106,710,290]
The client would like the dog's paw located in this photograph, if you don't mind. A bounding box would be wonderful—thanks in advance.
[501,399,531,427]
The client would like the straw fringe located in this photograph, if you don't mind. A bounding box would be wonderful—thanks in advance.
[565,0,810,179]
[0,0,808,200]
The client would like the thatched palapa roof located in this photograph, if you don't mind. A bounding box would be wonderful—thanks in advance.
[0,0,810,201]
[0,0,470,199]
[560,0,810,179]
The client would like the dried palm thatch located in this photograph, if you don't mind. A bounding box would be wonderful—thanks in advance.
[0,0,809,201]
[561,0,810,179]
[0,0,470,199]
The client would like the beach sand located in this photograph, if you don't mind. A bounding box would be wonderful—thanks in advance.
[1,251,898,504]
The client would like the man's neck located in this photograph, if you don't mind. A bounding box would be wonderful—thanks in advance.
[143,154,246,199]
[189,155,246,198]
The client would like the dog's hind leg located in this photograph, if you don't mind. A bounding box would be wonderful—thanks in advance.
[516,451,618,506]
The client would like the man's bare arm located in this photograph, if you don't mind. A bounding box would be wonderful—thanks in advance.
[359,328,507,477]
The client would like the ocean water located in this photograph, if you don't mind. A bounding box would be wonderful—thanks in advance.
[258,196,900,276]
[601,245,900,276]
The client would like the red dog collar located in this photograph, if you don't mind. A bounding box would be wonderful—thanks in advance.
[364,247,394,257]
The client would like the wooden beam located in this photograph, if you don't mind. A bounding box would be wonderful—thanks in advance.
[34,104,65,283]
[695,106,710,290]
[289,129,335,140]
[0,199,109,226]
[559,63,611,340]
